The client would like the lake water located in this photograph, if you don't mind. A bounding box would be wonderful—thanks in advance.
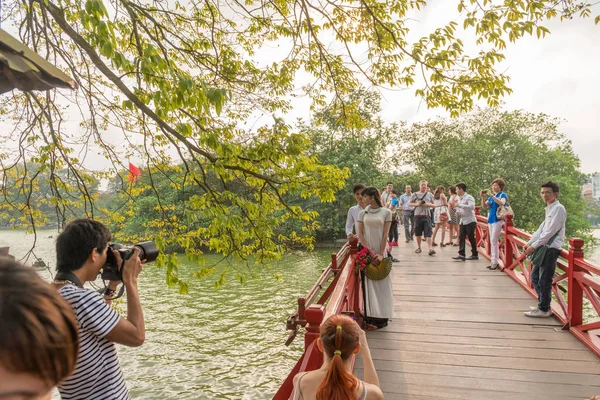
[0,229,330,399]
[1,229,599,399]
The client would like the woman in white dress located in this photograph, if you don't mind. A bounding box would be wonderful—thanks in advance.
[357,187,394,330]
[432,186,448,247]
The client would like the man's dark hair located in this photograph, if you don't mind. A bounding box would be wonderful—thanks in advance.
[352,183,366,194]
[387,182,393,186]
[541,181,560,193]
[56,219,112,272]
[456,183,467,191]
[392,190,398,195]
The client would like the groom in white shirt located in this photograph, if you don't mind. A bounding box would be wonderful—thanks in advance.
[346,183,367,240]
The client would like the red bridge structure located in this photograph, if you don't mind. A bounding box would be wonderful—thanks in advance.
[274,208,600,399]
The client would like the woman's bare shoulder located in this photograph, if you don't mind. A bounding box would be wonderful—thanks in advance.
[364,382,384,400]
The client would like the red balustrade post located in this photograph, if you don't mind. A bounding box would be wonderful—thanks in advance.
[475,206,482,245]
[304,304,325,367]
[349,238,362,326]
[331,253,338,273]
[349,237,359,255]
[502,214,514,270]
[567,238,585,328]
[297,297,306,325]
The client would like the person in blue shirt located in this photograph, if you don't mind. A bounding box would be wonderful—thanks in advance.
[480,178,509,270]
[387,191,400,247]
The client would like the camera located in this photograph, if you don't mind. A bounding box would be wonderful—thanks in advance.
[101,241,159,281]
[480,189,490,195]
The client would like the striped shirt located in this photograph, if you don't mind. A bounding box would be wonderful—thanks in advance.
[58,284,129,400]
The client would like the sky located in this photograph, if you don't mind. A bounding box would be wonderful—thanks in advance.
[253,2,600,174]
[1,2,599,174]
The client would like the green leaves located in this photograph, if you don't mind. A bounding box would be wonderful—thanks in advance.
[397,107,590,239]
[6,0,597,290]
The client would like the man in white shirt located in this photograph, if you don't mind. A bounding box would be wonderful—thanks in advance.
[346,183,366,240]
[398,185,414,242]
[54,219,145,400]
[451,183,478,261]
[381,182,393,207]
[523,181,567,318]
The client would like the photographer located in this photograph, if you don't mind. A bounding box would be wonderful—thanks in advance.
[480,179,508,270]
[53,219,145,400]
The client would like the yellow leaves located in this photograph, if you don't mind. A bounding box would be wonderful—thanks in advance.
[536,25,550,39]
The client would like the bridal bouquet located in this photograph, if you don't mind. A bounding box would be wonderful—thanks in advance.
[355,247,377,273]
[355,248,393,280]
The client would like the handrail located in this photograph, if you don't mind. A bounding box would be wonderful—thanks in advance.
[274,238,362,400]
[475,209,600,357]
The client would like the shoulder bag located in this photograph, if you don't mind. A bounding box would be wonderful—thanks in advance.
[496,194,514,220]
[529,231,560,268]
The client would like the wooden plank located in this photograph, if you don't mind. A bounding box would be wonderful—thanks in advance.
[363,331,585,350]
[365,338,600,362]
[395,300,545,312]
[353,369,597,399]
[354,359,600,386]
[366,347,600,374]
[392,275,518,285]
[390,310,561,326]
[394,295,539,307]
[368,329,584,349]
[383,318,563,332]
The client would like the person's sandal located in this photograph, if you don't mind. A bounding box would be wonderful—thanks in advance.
[362,322,379,331]
[415,248,422,254]
[428,249,436,256]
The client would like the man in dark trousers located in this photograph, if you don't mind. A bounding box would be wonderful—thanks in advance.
[523,181,566,318]
[451,183,478,261]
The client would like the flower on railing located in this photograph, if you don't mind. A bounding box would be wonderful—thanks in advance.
[355,247,377,273]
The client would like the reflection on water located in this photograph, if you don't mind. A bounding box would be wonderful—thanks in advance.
[0,229,329,399]
[1,229,600,399]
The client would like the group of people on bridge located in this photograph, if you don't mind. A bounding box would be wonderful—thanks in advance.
[345,179,568,323]
[292,178,569,399]
[0,180,568,400]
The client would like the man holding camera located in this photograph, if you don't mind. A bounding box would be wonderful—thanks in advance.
[409,180,436,256]
[53,219,145,400]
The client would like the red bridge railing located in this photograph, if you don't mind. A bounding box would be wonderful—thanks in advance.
[274,238,363,400]
[475,208,600,357]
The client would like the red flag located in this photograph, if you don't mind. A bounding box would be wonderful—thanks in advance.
[128,162,141,183]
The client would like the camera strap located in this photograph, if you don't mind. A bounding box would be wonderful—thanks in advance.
[102,284,126,300]
[54,271,84,288]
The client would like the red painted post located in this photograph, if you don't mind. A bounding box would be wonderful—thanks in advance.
[331,253,338,273]
[349,238,362,326]
[298,297,306,325]
[304,304,325,367]
[349,237,359,255]
[502,214,514,270]
[475,206,481,245]
[567,238,585,328]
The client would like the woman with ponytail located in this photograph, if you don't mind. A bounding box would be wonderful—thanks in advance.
[358,186,394,330]
[292,315,383,400]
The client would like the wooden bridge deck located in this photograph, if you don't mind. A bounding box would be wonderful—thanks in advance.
[353,242,600,400]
